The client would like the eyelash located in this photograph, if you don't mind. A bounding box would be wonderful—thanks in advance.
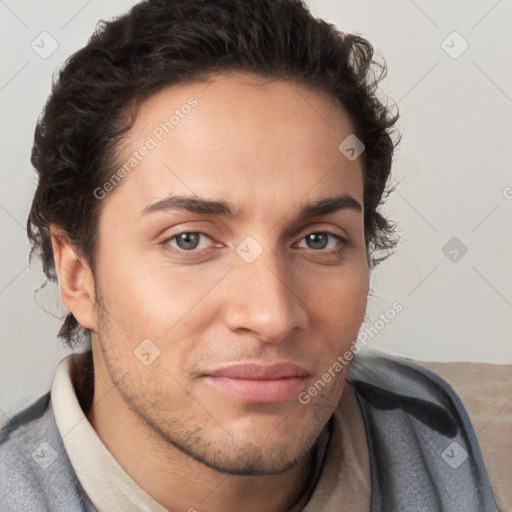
[160,231,349,258]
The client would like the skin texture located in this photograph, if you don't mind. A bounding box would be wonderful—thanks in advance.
[50,72,369,512]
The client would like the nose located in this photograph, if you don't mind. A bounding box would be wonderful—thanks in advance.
[222,242,309,343]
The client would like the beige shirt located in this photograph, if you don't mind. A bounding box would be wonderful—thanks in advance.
[51,353,511,511]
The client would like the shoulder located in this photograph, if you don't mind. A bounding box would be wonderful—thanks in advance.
[1,392,51,445]
[1,392,55,482]
[417,359,512,512]
[347,349,501,511]
[0,392,95,511]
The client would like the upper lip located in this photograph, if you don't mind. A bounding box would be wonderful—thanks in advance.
[205,362,310,380]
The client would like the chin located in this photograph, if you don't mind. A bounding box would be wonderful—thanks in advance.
[191,437,313,476]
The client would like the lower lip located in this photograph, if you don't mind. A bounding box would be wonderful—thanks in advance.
[204,376,307,403]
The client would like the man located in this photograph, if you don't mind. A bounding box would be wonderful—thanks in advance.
[0,0,510,510]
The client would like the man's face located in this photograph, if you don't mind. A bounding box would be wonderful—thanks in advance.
[90,72,368,475]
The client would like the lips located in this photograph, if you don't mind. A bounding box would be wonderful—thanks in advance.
[204,362,310,403]
[207,362,310,379]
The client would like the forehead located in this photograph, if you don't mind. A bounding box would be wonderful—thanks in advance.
[106,72,363,218]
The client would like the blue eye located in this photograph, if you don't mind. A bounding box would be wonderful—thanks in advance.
[298,232,347,252]
[303,233,331,250]
[166,232,211,251]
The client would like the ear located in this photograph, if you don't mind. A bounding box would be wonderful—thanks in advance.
[50,225,97,331]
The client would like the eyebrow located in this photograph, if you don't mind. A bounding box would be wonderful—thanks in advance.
[141,193,362,219]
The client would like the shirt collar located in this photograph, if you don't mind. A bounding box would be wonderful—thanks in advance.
[51,352,169,512]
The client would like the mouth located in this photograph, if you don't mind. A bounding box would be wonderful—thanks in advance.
[203,362,310,403]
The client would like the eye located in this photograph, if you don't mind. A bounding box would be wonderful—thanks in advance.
[164,232,213,252]
[297,232,347,252]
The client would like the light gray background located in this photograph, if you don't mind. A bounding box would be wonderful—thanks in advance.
[1,0,511,416]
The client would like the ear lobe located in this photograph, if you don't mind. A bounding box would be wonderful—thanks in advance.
[50,226,97,331]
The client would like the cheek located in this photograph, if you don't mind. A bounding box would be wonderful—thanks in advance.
[306,263,369,318]
[97,266,163,335]
[305,262,368,350]
[95,250,225,342]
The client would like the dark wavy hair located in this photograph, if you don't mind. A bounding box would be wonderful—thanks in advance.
[27,0,400,349]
